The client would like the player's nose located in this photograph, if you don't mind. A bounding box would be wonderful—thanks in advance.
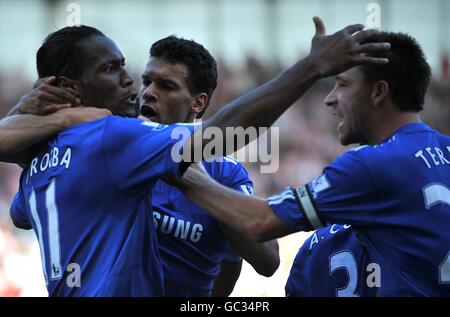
[324,91,337,107]
[121,69,134,88]
[142,84,158,103]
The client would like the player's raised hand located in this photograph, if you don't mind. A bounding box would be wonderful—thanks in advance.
[11,76,81,116]
[309,16,390,77]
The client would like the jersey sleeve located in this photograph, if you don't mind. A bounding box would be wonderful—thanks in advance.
[102,116,199,191]
[268,150,379,231]
[220,158,254,194]
[10,176,32,230]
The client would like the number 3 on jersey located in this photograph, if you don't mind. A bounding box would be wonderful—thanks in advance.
[329,250,359,297]
[28,179,62,284]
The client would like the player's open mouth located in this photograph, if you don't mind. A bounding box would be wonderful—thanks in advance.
[140,105,159,120]
[125,93,138,104]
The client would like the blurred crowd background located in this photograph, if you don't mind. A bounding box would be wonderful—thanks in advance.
[0,0,449,296]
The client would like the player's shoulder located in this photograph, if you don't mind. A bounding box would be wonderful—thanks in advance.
[59,115,110,138]
[342,124,443,163]
[331,145,374,172]
[202,156,250,184]
[102,117,173,144]
[106,116,199,137]
[203,156,246,174]
[334,140,396,170]
[106,116,160,130]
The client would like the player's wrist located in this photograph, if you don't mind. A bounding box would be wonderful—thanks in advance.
[303,53,329,79]
[49,109,73,130]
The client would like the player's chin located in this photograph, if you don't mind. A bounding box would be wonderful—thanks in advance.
[118,106,139,118]
[339,137,351,146]
[338,130,351,146]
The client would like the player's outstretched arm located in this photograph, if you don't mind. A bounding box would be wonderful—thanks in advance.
[188,17,390,158]
[175,165,295,242]
[0,108,111,163]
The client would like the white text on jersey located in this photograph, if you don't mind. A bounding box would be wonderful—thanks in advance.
[414,146,450,169]
[29,147,72,177]
[153,211,203,243]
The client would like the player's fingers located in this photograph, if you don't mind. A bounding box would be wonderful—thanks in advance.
[354,56,389,65]
[33,76,55,89]
[313,16,326,37]
[354,42,391,54]
[37,92,69,104]
[41,103,72,115]
[352,29,383,44]
[41,84,81,105]
[341,23,365,35]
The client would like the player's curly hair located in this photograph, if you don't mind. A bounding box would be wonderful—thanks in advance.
[150,36,218,118]
[359,32,431,112]
[37,25,105,79]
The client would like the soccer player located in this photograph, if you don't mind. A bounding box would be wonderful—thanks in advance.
[141,36,279,296]
[7,26,202,296]
[169,32,450,296]
[285,224,376,297]
[1,18,390,296]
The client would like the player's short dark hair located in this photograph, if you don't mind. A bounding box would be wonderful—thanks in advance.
[359,32,431,112]
[37,25,105,79]
[150,35,218,118]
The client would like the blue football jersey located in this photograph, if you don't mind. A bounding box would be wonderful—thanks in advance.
[269,123,450,296]
[152,157,253,296]
[286,224,376,297]
[10,116,197,296]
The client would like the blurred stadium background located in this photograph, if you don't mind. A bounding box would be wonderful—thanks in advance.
[0,0,449,296]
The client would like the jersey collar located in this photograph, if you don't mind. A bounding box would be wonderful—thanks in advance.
[382,123,433,143]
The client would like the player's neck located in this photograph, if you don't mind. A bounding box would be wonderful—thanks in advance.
[370,112,421,145]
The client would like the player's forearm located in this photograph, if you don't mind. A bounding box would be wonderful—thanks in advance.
[5,103,22,117]
[0,113,68,162]
[179,168,274,241]
[205,56,319,131]
[188,57,319,157]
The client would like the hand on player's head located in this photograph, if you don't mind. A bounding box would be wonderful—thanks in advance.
[310,16,390,77]
[15,76,81,116]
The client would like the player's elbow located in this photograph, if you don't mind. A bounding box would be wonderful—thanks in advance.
[256,253,280,277]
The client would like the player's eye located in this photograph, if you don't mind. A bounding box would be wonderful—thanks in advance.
[161,82,176,90]
[105,65,114,72]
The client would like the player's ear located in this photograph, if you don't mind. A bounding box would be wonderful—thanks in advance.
[371,80,389,108]
[191,93,208,116]
[57,76,81,98]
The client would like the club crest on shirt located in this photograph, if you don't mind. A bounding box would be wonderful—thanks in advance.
[309,174,331,198]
